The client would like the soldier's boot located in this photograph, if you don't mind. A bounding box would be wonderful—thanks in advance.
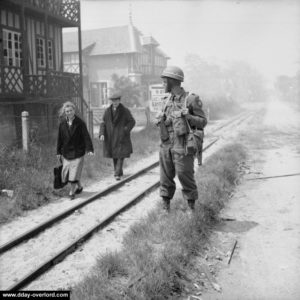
[162,197,171,212]
[187,199,195,211]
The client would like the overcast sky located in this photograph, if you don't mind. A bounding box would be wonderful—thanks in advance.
[80,0,300,83]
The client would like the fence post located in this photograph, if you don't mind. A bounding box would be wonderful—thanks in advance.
[89,109,94,138]
[22,111,29,152]
[86,108,94,138]
[207,107,210,122]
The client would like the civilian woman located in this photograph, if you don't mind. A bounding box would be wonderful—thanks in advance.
[56,101,94,199]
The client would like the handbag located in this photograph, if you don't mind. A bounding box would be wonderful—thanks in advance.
[53,159,67,189]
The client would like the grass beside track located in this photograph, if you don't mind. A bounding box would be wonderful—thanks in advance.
[71,143,247,300]
[0,126,159,224]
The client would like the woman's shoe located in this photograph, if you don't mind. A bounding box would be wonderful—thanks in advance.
[75,187,83,194]
[69,194,75,200]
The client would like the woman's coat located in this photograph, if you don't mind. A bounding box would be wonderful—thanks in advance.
[57,116,94,160]
[99,103,136,158]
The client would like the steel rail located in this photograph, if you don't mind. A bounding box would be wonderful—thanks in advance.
[0,161,159,255]
[6,111,252,291]
[8,181,160,291]
[212,112,248,133]
[7,137,220,291]
[0,113,249,256]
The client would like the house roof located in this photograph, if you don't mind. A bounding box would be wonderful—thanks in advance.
[63,25,169,58]
[141,36,159,46]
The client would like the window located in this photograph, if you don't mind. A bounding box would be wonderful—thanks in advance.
[0,9,20,28]
[36,37,46,68]
[90,82,108,107]
[36,37,55,69]
[3,29,22,67]
[8,11,13,27]
[1,10,7,25]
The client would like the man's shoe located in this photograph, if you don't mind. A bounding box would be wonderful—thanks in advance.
[115,176,121,181]
[162,197,170,212]
[187,199,195,211]
[69,194,75,200]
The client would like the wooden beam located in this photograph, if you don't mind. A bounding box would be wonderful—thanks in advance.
[77,0,84,115]
[20,2,28,93]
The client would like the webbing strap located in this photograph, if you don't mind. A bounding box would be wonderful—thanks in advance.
[184,92,192,133]
[162,94,172,112]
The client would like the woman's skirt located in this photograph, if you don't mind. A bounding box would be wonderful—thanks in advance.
[62,156,84,183]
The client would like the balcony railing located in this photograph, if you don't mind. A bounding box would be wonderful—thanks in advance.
[0,67,80,99]
[11,0,80,24]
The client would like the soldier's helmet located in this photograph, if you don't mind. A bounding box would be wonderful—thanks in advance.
[161,66,184,82]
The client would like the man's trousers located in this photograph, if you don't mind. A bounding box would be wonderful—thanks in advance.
[113,158,124,177]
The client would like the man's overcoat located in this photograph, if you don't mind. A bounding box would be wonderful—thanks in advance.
[99,103,136,158]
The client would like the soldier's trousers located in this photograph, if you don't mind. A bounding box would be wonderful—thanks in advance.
[159,146,198,201]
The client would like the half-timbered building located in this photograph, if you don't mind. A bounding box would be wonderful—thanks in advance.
[63,22,169,111]
[0,0,88,146]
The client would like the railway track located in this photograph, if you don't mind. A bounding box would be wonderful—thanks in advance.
[0,112,253,291]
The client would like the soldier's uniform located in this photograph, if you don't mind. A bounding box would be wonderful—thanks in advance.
[159,88,207,203]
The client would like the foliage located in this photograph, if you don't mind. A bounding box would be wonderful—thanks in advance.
[184,54,268,118]
[274,72,300,107]
[111,74,141,107]
[0,145,56,223]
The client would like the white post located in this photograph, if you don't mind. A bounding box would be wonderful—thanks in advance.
[89,109,94,138]
[22,111,29,152]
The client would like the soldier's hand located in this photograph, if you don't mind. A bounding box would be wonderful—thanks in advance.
[164,116,172,126]
[155,112,165,125]
[155,112,165,119]
[99,135,105,141]
[181,108,189,116]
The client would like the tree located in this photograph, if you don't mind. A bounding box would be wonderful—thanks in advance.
[111,74,141,107]
[184,54,268,118]
[275,72,300,106]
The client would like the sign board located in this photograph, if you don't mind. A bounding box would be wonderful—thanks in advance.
[149,84,168,113]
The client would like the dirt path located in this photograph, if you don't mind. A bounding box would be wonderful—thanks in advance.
[202,100,300,300]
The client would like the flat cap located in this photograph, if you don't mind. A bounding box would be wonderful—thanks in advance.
[109,91,122,100]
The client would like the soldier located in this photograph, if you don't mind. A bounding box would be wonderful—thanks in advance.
[156,66,207,212]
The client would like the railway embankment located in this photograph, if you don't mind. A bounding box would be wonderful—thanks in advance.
[68,142,248,300]
[66,101,299,300]
[0,113,251,292]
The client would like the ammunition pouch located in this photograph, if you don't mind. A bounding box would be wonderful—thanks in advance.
[186,129,204,165]
[173,111,188,136]
[159,121,169,142]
